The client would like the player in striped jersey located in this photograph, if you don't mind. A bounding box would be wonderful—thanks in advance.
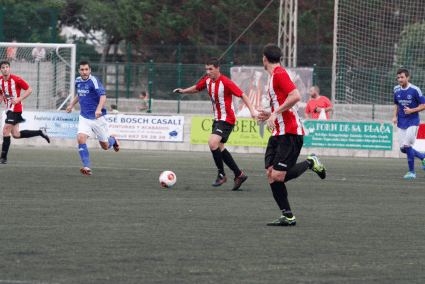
[66,60,120,176]
[257,44,326,226]
[392,68,425,179]
[0,60,50,164]
[173,58,257,190]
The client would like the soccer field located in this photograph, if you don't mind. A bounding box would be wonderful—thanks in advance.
[1,146,424,283]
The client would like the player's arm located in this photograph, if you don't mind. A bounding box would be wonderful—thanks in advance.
[173,85,199,94]
[95,95,107,119]
[267,89,301,130]
[404,103,425,115]
[392,104,399,125]
[240,93,258,120]
[11,87,32,105]
[66,95,79,113]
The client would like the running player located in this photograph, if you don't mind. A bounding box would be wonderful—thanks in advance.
[0,60,50,164]
[257,43,326,226]
[392,68,425,179]
[173,57,257,190]
[66,60,120,176]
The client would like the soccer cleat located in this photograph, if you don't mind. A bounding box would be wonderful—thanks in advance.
[422,158,425,171]
[80,167,92,176]
[0,158,7,164]
[307,153,326,179]
[212,173,227,186]
[111,134,120,152]
[40,127,50,143]
[267,215,297,226]
[404,172,416,179]
[232,172,248,191]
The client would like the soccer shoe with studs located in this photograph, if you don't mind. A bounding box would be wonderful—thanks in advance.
[212,173,227,187]
[111,135,120,152]
[307,153,326,179]
[404,171,416,179]
[40,127,50,143]
[267,215,297,227]
[80,167,92,176]
[0,158,7,164]
[232,172,248,191]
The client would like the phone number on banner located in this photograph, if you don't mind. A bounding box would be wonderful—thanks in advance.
[106,114,184,142]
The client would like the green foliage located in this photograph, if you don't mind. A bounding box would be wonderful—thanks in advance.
[396,21,425,69]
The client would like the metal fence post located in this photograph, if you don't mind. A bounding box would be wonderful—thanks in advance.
[126,42,131,98]
[0,7,3,42]
[312,64,317,86]
[372,68,377,121]
[177,63,182,114]
[115,62,119,105]
[147,60,153,113]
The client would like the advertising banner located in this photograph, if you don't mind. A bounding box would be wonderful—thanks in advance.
[303,120,393,150]
[1,111,185,142]
[191,117,393,151]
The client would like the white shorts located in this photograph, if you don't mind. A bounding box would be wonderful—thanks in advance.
[398,125,419,148]
[78,115,109,142]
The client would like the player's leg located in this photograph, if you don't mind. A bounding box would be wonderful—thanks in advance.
[399,127,418,179]
[1,123,14,164]
[266,135,303,226]
[209,133,227,186]
[9,112,50,143]
[77,116,93,175]
[95,116,120,151]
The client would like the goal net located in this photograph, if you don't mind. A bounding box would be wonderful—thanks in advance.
[332,0,425,121]
[0,43,76,110]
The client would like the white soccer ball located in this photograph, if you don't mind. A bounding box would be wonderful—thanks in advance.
[159,171,177,188]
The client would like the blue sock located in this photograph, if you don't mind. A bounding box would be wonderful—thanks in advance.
[78,144,90,168]
[412,148,425,160]
[108,136,116,149]
[404,147,415,172]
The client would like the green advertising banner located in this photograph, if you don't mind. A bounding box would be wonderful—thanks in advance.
[190,117,270,147]
[303,121,393,150]
[190,118,393,150]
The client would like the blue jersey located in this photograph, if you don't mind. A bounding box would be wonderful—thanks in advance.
[394,83,425,129]
[75,75,107,119]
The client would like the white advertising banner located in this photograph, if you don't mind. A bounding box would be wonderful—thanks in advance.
[1,111,184,142]
[106,114,184,142]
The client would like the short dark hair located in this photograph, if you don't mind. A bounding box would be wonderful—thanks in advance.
[140,91,146,97]
[263,43,281,63]
[0,60,10,68]
[78,60,90,68]
[111,104,117,110]
[312,86,320,93]
[205,57,220,68]
[397,68,409,77]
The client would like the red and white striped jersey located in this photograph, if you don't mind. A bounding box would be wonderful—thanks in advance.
[268,67,305,136]
[196,74,243,125]
[0,74,29,112]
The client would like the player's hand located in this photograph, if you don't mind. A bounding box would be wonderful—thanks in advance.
[404,106,413,115]
[257,109,271,124]
[267,112,277,130]
[250,110,258,121]
[173,88,183,93]
[66,105,73,113]
[10,97,20,105]
[95,110,102,119]
[391,117,397,125]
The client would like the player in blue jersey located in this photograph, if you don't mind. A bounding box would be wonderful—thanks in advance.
[66,60,120,176]
[392,68,425,179]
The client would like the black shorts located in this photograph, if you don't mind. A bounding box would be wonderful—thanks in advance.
[211,121,234,144]
[265,134,304,171]
[5,111,25,125]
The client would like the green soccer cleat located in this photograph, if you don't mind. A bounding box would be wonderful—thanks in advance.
[307,153,326,179]
[422,159,425,171]
[267,215,297,226]
[404,172,416,179]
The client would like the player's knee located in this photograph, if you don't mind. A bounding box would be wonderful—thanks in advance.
[271,170,286,182]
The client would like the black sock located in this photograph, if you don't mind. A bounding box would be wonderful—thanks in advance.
[1,136,11,159]
[221,149,242,177]
[270,181,292,216]
[19,130,42,138]
[284,161,310,182]
[211,148,225,175]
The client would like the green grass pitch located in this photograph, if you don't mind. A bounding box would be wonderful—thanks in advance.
[0,146,424,283]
